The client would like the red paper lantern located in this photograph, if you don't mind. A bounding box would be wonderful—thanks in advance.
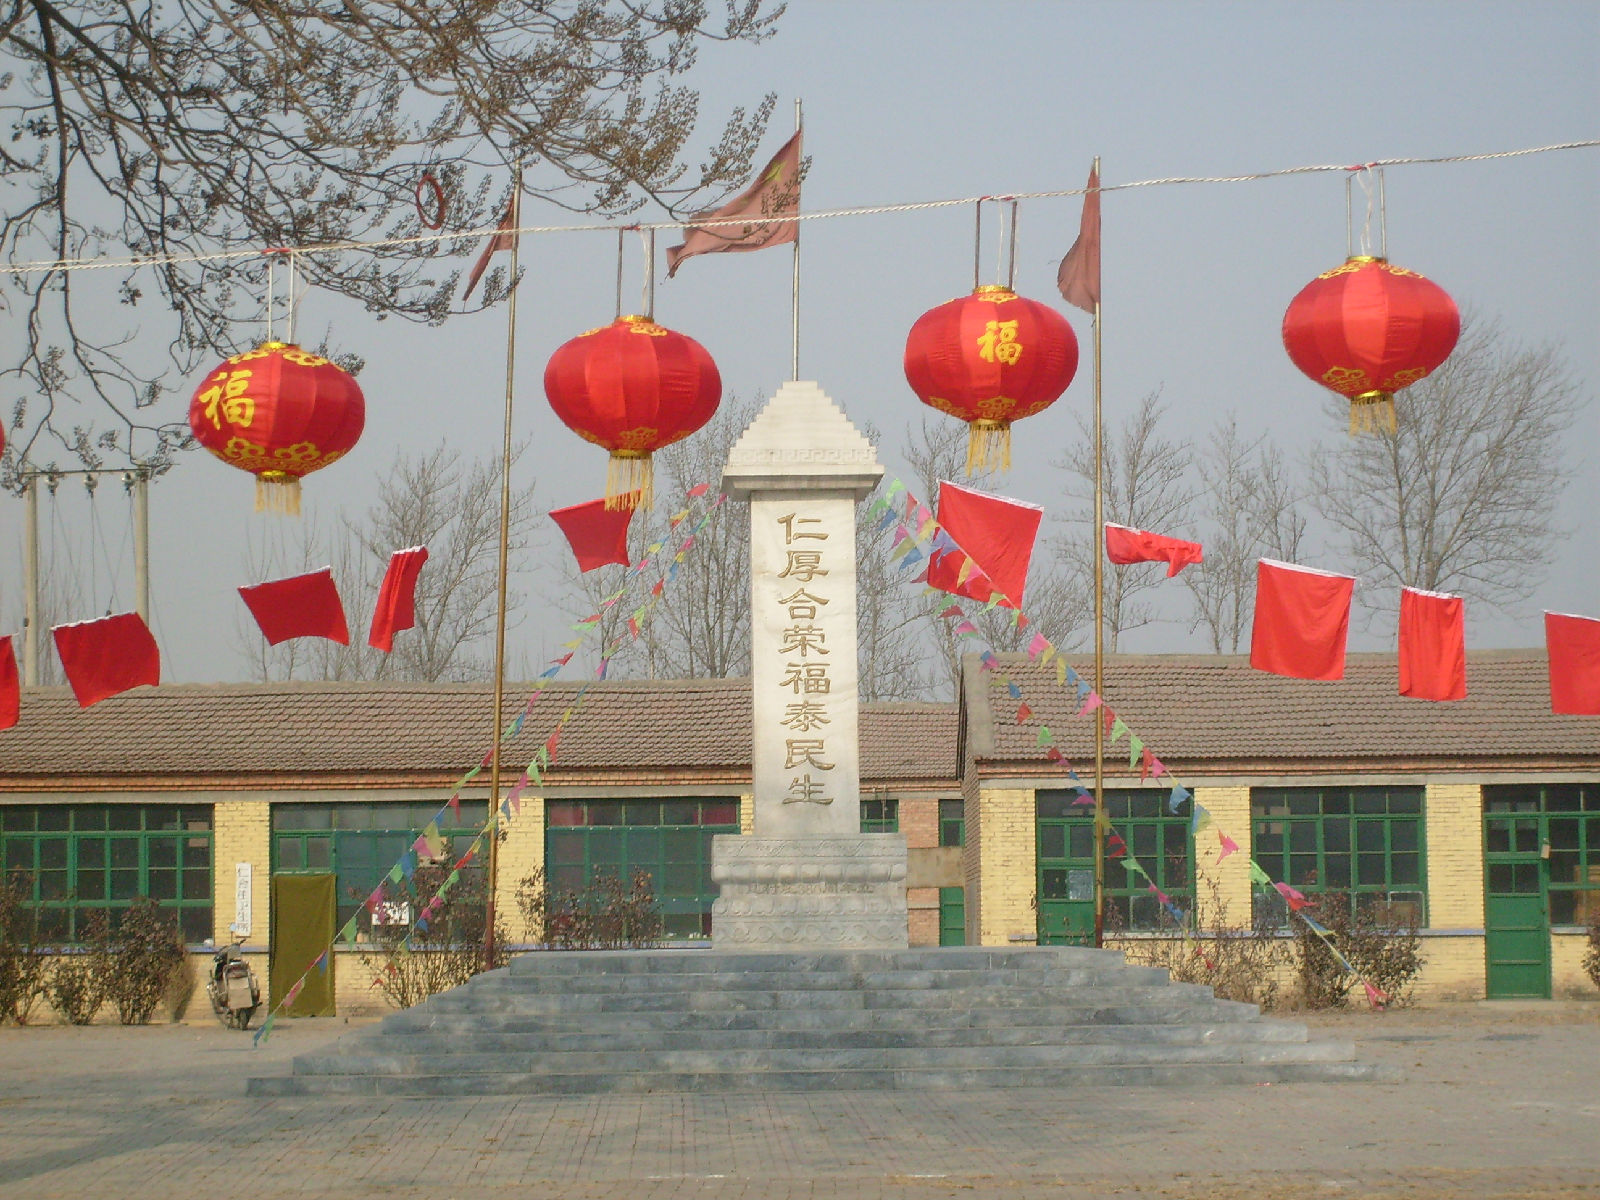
[904,285,1079,472]
[1282,256,1459,434]
[187,341,365,513]
[544,314,721,510]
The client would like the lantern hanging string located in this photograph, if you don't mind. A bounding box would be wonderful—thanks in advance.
[1007,198,1020,291]
[614,228,625,320]
[7,139,1596,277]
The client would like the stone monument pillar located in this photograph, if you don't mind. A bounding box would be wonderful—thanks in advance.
[711,381,909,950]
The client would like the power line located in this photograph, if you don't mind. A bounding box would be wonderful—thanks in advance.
[5,139,1596,277]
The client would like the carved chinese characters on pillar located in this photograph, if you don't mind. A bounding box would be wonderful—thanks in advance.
[775,512,835,804]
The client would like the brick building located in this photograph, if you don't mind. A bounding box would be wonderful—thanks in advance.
[1,649,1595,1011]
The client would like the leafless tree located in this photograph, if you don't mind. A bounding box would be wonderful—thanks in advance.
[244,446,539,681]
[1053,390,1194,650]
[0,1,784,482]
[1307,315,1582,614]
[1183,418,1306,653]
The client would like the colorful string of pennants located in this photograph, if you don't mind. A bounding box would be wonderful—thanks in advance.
[254,485,727,1044]
[867,476,1391,1007]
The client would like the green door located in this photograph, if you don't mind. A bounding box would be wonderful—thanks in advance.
[938,887,966,946]
[1483,807,1551,999]
[1037,816,1095,946]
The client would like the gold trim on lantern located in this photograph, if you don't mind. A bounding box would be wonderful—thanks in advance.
[967,418,1012,474]
[606,452,653,510]
[620,315,670,337]
[973,284,1019,302]
[1349,390,1397,436]
[254,470,303,516]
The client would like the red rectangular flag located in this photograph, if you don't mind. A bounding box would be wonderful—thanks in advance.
[52,612,160,708]
[926,481,1043,609]
[369,546,430,652]
[0,635,18,730]
[1104,523,1203,577]
[1056,165,1101,313]
[666,130,803,276]
[549,496,638,572]
[238,568,350,646]
[1398,586,1467,702]
[462,199,517,300]
[1545,611,1600,715]
[1249,559,1355,681]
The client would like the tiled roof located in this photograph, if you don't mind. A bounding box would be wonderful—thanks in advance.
[963,650,1600,776]
[0,680,958,789]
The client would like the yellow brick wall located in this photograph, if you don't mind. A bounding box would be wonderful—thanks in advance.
[740,793,754,835]
[907,887,939,946]
[211,799,271,946]
[974,787,1035,945]
[496,795,545,943]
[1424,783,1484,932]
[1192,786,1251,926]
[1552,933,1596,999]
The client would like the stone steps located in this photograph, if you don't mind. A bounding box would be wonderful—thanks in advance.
[248,947,1394,1096]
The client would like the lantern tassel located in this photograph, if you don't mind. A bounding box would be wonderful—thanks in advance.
[254,473,302,516]
[967,420,1012,474]
[1349,391,1397,436]
[605,453,652,512]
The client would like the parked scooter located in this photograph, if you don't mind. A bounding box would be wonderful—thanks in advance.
[206,938,261,1030]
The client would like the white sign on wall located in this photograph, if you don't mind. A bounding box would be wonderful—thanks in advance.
[230,862,252,937]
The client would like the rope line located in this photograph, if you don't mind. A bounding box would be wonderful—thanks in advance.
[6,139,1594,277]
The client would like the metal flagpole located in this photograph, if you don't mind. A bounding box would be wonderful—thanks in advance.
[484,167,523,969]
[791,98,803,380]
[1090,156,1107,950]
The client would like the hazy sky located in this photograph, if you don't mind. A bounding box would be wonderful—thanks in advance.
[3,0,1596,684]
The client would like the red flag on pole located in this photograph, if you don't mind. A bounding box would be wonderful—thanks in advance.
[1545,611,1600,715]
[926,481,1043,609]
[238,568,350,646]
[549,496,639,572]
[1056,165,1101,313]
[369,546,430,652]
[666,131,803,277]
[1104,523,1203,577]
[52,613,161,707]
[1249,559,1355,681]
[0,635,18,729]
[462,199,517,300]
[1398,586,1467,702]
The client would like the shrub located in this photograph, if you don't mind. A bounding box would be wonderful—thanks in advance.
[103,898,188,1025]
[1111,877,1289,1010]
[0,874,50,1024]
[46,910,112,1025]
[1293,893,1424,1010]
[518,867,663,951]
[358,863,509,1010]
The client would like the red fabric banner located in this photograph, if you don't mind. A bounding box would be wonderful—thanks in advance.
[549,497,637,572]
[369,546,430,652]
[238,568,350,646]
[1398,587,1467,702]
[1104,523,1204,577]
[1249,559,1355,681]
[926,481,1043,608]
[52,612,161,707]
[1545,611,1600,715]
[462,199,517,300]
[0,635,18,729]
[1056,165,1101,313]
[666,130,802,276]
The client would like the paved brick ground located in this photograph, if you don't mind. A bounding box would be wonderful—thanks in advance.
[1,1001,1597,1199]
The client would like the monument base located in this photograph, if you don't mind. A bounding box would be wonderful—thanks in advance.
[710,834,909,951]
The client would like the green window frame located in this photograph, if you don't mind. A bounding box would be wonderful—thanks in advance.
[939,799,965,847]
[1037,789,1192,931]
[271,801,489,936]
[860,797,899,834]
[544,798,739,940]
[1484,783,1600,927]
[0,804,214,943]
[1250,786,1426,926]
